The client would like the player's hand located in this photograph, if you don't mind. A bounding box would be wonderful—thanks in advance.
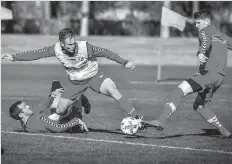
[198,53,208,63]
[50,88,64,98]
[2,54,14,61]
[125,61,135,69]
[78,118,89,132]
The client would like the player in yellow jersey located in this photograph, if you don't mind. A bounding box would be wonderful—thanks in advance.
[3,28,142,127]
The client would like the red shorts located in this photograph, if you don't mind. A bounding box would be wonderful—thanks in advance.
[61,71,107,100]
[187,71,224,102]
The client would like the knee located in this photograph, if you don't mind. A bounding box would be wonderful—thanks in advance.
[177,80,193,96]
[56,98,73,114]
[108,86,121,100]
[193,94,205,111]
[101,78,122,99]
[193,103,203,111]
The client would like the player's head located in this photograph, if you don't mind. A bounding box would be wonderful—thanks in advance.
[59,28,76,56]
[194,9,212,30]
[9,101,32,120]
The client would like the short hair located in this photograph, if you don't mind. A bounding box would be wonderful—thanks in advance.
[59,28,75,42]
[9,101,23,120]
[194,9,212,21]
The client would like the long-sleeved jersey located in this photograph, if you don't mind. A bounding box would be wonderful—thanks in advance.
[23,96,83,133]
[12,41,129,84]
[197,24,232,76]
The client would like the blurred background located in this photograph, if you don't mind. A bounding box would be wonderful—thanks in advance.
[1,1,232,75]
[1,1,232,37]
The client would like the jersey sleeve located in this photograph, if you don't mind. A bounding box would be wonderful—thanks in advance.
[12,45,55,61]
[197,30,212,58]
[40,116,82,133]
[86,42,129,66]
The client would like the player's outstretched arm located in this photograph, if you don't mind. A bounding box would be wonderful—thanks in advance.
[87,42,135,69]
[2,45,55,62]
[43,117,89,133]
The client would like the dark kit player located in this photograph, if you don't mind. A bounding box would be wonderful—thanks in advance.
[143,9,232,138]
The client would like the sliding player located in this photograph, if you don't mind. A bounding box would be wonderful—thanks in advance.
[9,85,88,133]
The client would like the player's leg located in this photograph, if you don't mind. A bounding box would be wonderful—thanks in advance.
[63,94,91,120]
[89,72,139,118]
[56,83,88,115]
[81,94,91,114]
[50,80,64,110]
[99,78,139,117]
[193,86,231,137]
[56,98,74,114]
[143,78,203,130]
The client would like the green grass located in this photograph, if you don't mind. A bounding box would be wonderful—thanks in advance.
[1,64,232,163]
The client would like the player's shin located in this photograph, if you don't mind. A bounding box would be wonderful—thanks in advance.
[196,106,231,137]
[117,96,138,118]
[157,87,184,125]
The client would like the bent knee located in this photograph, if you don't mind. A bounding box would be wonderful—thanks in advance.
[193,102,204,110]
[56,98,73,114]
[100,78,121,98]
[177,80,193,96]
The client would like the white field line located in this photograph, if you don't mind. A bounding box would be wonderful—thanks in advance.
[129,81,232,88]
[2,131,232,155]
[1,97,232,102]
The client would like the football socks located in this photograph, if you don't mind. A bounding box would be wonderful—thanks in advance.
[196,107,231,137]
[158,87,184,125]
[117,96,137,117]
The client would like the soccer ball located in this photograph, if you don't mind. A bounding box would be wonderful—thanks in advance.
[120,117,139,135]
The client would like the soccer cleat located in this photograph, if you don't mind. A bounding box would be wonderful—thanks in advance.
[83,102,91,114]
[141,120,164,131]
[51,80,64,93]
[219,128,231,138]
[134,115,144,130]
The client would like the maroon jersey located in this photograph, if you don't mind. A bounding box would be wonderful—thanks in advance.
[23,96,82,133]
[12,42,128,84]
[197,25,232,76]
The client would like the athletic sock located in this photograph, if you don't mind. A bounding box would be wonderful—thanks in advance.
[117,96,137,118]
[158,87,184,125]
[196,107,231,137]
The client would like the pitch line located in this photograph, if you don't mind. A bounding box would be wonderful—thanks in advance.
[129,81,232,88]
[2,97,232,102]
[2,131,232,155]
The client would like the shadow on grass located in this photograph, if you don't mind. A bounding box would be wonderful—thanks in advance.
[13,128,230,139]
[153,129,231,139]
[88,128,149,138]
[157,78,185,82]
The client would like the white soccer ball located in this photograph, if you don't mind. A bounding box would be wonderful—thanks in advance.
[120,117,139,135]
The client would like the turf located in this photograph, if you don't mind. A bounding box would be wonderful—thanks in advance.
[1,64,232,164]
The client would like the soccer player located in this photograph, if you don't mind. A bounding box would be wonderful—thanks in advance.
[9,86,89,133]
[2,28,142,123]
[49,80,91,121]
[143,9,232,137]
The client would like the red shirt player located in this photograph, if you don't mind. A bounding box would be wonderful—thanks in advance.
[143,9,232,138]
[9,87,88,133]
